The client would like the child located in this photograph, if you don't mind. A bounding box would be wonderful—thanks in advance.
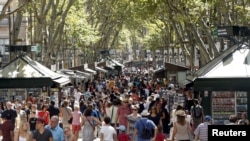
[117,125,130,141]
[156,125,166,141]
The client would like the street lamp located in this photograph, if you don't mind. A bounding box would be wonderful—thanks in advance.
[50,52,57,71]
[155,50,160,69]
[36,53,41,62]
[50,52,57,63]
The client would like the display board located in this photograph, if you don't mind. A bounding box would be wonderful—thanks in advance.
[236,91,248,118]
[211,91,236,125]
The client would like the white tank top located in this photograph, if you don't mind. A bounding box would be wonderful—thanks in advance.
[19,136,27,141]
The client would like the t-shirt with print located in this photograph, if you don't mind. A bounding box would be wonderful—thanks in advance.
[33,128,53,141]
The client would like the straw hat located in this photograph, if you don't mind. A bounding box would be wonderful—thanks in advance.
[141,110,150,116]
[175,110,186,117]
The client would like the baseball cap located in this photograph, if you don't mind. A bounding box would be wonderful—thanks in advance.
[36,118,45,124]
[205,115,212,121]
[116,125,126,131]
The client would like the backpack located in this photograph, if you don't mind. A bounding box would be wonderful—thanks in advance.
[193,105,202,118]
[139,119,153,139]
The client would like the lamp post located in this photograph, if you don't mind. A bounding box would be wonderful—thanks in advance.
[145,52,152,72]
[69,53,73,68]
[36,53,41,62]
[50,52,57,71]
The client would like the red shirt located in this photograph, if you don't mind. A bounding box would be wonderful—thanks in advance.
[38,111,50,124]
[26,97,35,104]
[156,133,165,141]
[0,120,14,141]
[117,105,132,127]
[118,133,130,141]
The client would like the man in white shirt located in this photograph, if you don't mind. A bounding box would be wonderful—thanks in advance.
[194,115,212,141]
[74,88,82,102]
[100,116,117,141]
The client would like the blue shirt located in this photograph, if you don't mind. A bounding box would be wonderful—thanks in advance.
[135,118,156,141]
[45,124,64,141]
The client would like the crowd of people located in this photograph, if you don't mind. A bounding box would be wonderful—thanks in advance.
[0,75,248,141]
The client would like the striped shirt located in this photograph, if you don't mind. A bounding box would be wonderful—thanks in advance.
[194,122,210,141]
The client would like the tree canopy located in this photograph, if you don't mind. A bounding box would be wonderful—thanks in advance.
[2,0,250,68]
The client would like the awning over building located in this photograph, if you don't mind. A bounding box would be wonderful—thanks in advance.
[195,44,243,78]
[179,79,193,88]
[0,54,72,87]
[1,54,61,78]
[194,44,250,91]
[58,69,88,79]
[165,62,189,71]
[53,77,72,87]
[110,59,124,68]
[153,68,165,73]
[84,68,97,75]
[199,46,250,78]
[107,57,124,68]
[95,67,107,73]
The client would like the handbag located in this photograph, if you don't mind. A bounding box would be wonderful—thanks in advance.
[68,117,73,124]
[65,107,73,124]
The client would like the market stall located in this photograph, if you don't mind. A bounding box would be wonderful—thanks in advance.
[193,44,250,124]
[0,54,71,102]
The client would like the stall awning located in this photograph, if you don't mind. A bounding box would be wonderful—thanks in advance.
[153,68,165,73]
[179,79,193,88]
[194,77,250,91]
[106,57,124,68]
[0,77,53,88]
[111,60,124,67]
[84,68,97,75]
[53,77,71,87]
[95,67,107,73]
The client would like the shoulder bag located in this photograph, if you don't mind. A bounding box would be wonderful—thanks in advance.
[65,107,73,124]
[86,116,95,130]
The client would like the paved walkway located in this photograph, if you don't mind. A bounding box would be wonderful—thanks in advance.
[77,129,100,141]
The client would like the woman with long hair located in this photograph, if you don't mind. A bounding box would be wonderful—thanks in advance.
[148,106,162,127]
[37,104,50,126]
[81,107,101,141]
[60,100,73,128]
[14,121,32,141]
[157,99,170,138]
[171,110,193,141]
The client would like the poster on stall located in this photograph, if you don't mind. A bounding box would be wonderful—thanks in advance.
[50,88,59,106]
[211,91,236,125]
